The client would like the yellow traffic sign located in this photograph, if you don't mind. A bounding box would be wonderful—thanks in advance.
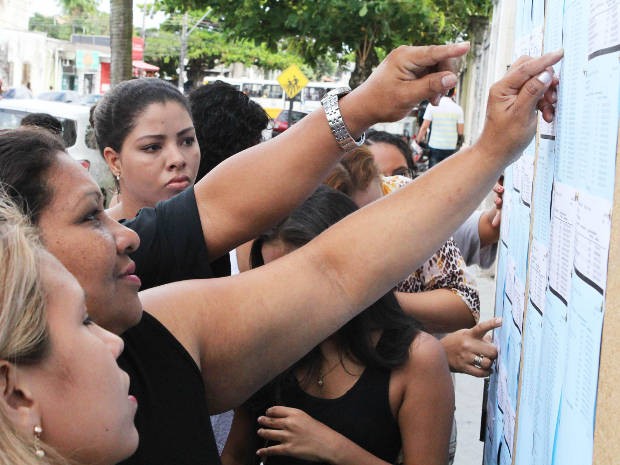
[277,64,309,99]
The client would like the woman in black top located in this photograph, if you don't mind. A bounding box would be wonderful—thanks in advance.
[224,187,453,465]
[0,46,562,465]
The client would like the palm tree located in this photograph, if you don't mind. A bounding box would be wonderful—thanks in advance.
[110,0,133,86]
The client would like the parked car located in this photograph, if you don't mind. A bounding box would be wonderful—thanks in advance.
[271,109,308,136]
[78,93,104,106]
[37,90,82,104]
[0,99,114,200]
[2,86,33,99]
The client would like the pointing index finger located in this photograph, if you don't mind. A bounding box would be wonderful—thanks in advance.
[470,317,503,339]
[503,49,564,91]
[406,42,471,70]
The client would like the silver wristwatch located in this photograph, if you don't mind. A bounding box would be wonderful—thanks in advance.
[321,87,365,152]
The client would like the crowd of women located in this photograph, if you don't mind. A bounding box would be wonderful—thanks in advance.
[0,41,562,465]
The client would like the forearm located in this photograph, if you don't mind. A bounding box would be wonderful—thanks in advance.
[478,206,500,248]
[145,144,505,413]
[416,121,430,143]
[395,290,476,333]
[196,86,378,260]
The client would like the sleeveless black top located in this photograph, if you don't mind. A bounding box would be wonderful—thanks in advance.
[119,188,222,464]
[118,312,221,465]
[259,366,401,465]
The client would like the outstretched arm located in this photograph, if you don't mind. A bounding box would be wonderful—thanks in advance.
[194,43,471,260]
[141,50,563,413]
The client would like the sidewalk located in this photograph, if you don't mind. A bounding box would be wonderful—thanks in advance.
[453,267,496,465]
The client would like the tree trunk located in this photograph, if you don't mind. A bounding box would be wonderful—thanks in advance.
[110,0,133,86]
[348,46,379,89]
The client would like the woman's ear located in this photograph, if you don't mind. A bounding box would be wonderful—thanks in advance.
[0,361,41,435]
[103,147,122,178]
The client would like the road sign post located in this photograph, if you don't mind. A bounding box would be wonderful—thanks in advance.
[277,65,309,128]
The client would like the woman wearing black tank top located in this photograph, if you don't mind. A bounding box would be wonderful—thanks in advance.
[223,187,454,465]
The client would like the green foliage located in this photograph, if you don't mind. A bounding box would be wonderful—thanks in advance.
[29,9,110,39]
[145,12,307,81]
[59,0,99,15]
[29,13,73,40]
[152,0,492,83]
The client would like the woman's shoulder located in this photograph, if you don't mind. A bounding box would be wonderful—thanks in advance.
[389,332,451,415]
[392,332,450,383]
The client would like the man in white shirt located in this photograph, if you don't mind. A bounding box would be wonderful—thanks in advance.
[417,88,464,167]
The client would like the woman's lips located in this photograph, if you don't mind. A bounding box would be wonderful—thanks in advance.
[166,176,191,190]
[119,262,142,288]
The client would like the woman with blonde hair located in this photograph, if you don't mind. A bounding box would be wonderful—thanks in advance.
[0,192,138,465]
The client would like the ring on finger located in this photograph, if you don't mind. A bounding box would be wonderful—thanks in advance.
[473,354,484,369]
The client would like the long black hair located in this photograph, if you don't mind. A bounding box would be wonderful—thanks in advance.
[250,186,421,400]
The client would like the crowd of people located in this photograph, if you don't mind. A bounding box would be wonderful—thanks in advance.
[0,40,562,465]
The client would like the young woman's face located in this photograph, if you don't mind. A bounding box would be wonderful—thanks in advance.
[37,152,142,335]
[114,100,200,207]
[22,253,138,464]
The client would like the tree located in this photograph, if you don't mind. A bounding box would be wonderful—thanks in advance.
[145,12,307,85]
[155,0,491,87]
[30,0,110,39]
[110,0,133,86]
[59,0,98,16]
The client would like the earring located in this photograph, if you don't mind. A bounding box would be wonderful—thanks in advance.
[115,173,121,182]
[33,425,45,458]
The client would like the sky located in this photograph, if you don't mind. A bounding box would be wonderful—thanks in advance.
[34,0,167,29]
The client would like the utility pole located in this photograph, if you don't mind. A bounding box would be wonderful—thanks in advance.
[178,12,188,92]
[178,10,210,93]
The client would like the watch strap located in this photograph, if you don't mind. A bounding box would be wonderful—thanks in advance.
[321,87,365,152]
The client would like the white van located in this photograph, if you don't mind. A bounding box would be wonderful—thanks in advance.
[0,99,114,198]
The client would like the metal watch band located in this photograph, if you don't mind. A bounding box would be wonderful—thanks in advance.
[321,87,366,152]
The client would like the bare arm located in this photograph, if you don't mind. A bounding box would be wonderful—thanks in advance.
[395,290,476,332]
[398,333,454,465]
[457,122,464,135]
[195,44,470,260]
[416,119,431,143]
[140,51,563,413]
[478,180,504,248]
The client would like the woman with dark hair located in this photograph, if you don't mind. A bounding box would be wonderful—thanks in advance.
[0,193,138,465]
[0,44,561,465]
[224,186,453,465]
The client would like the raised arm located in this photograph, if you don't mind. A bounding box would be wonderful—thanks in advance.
[141,50,563,413]
[194,43,471,260]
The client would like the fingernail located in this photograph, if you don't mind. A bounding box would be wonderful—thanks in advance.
[552,48,564,56]
[537,71,552,85]
[441,74,457,87]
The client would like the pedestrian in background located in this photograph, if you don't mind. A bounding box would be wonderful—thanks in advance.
[417,88,464,167]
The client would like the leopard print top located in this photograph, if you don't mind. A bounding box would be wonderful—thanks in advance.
[396,238,480,322]
[382,175,480,322]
